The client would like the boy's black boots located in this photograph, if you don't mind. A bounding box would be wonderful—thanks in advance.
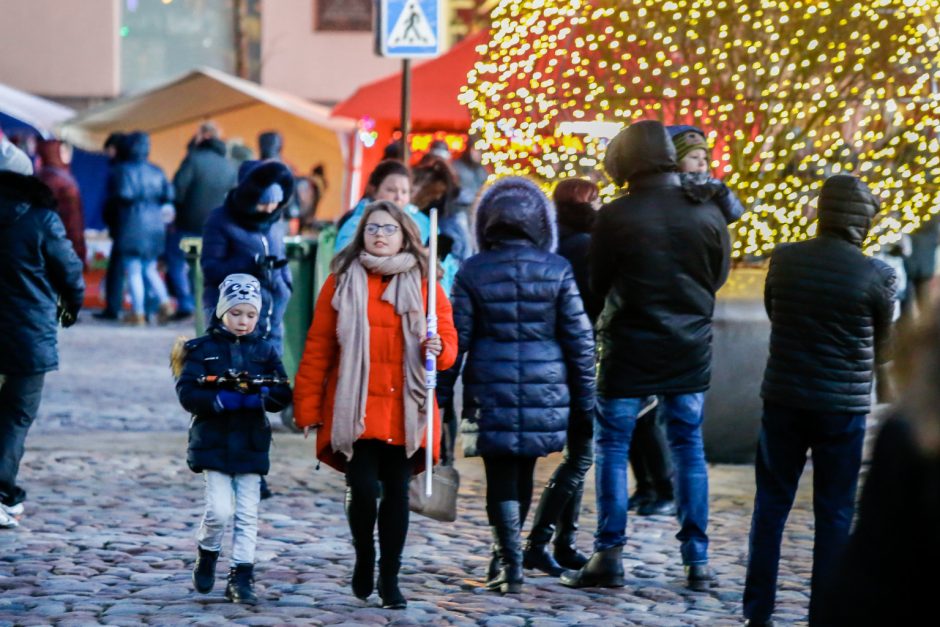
[225,563,258,605]
[192,547,219,593]
[489,501,524,594]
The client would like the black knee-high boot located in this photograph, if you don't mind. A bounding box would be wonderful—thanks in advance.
[523,478,573,576]
[488,501,524,594]
[345,487,376,600]
[553,483,589,569]
[376,490,409,609]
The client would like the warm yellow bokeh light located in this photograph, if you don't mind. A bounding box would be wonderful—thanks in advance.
[461,0,940,258]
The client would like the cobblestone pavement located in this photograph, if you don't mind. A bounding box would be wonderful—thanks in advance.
[1,319,820,626]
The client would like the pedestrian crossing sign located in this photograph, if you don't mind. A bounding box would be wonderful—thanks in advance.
[377,0,443,58]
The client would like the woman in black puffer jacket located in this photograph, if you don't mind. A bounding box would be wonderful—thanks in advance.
[453,177,596,594]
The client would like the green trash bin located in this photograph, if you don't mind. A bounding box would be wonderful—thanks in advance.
[181,235,320,431]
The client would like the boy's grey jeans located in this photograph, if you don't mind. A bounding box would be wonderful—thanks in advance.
[197,470,261,564]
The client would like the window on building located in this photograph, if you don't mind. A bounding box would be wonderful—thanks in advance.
[314,0,373,32]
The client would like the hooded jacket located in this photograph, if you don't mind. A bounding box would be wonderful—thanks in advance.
[177,323,292,475]
[453,177,596,458]
[172,138,237,234]
[762,174,897,413]
[200,160,295,344]
[592,120,731,397]
[0,171,84,375]
[36,140,86,269]
[109,132,174,259]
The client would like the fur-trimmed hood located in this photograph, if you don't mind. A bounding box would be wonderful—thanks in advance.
[474,176,557,252]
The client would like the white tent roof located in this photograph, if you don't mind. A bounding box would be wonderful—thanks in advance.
[0,82,75,136]
[60,66,354,147]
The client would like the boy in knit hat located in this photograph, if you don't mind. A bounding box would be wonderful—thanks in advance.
[172,273,292,605]
[668,125,746,224]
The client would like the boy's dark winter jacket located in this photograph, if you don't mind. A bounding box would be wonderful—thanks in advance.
[200,161,295,342]
[592,120,731,398]
[0,172,84,375]
[177,325,292,475]
[762,174,896,414]
[453,177,596,459]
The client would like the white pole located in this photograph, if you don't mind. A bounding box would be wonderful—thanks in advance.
[424,207,439,497]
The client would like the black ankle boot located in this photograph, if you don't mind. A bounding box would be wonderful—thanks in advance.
[192,546,219,594]
[523,541,565,576]
[553,486,589,570]
[489,501,524,594]
[484,539,501,589]
[346,489,375,600]
[559,546,625,588]
[377,557,407,609]
[224,563,258,605]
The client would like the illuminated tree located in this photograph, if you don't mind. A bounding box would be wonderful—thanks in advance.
[461,0,940,257]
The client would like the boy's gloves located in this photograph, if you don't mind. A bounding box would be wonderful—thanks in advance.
[214,390,244,412]
[242,386,269,410]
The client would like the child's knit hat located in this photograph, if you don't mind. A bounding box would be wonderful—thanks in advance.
[216,273,263,318]
[668,125,708,162]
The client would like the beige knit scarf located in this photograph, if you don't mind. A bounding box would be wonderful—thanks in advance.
[331,251,428,463]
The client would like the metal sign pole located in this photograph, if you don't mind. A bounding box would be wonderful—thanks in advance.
[401,58,412,163]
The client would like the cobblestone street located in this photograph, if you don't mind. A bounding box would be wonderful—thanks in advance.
[1,320,820,626]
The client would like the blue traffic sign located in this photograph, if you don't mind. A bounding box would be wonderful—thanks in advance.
[378,0,443,58]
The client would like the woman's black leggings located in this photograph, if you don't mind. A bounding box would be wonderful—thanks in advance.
[482,455,539,524]
[345,440,415,563]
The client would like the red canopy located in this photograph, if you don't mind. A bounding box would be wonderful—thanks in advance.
[333,30,484,130]
[333,31,486,200]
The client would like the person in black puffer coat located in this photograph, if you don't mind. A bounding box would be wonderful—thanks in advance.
[561,120,730,592]
[522,177,601,576]
[0,140,84,527]
[453,176,596,594]
[743,174,896,627]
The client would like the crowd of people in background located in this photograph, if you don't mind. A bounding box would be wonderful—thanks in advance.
[1,112,939,626]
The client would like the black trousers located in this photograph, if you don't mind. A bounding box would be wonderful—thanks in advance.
[628,408,674,499]
[483,455,538,524]
[345,440,415,564]
[0,373,45,507]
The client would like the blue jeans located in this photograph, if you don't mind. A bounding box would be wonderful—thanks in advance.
[124,257,169,316]
[165,228,195,314]
[743,401,865,624]
[594,393,709,564]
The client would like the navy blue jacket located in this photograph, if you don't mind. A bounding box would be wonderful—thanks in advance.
[109,132,174,260]
[177,325,292,475]
[200,161,295,341]
[453,177,596,458]
[0,172,84,375]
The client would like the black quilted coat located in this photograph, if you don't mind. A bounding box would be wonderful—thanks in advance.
[761,174,896,414]
[453,177,596,458]
[592,120,731,397]
[177,325,293,475]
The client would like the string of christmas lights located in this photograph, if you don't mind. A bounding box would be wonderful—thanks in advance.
[460,0,940,257]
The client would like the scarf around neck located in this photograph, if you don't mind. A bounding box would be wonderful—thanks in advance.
[331,251,428,462]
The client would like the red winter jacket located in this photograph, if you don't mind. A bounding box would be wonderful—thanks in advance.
[36,141,86,269]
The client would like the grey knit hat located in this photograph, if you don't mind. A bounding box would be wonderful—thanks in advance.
[216,273,262,318]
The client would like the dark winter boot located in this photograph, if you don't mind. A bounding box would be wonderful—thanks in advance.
[224,563,258,605]
[553,486,590,570]
[376,556,407,609]
[484,540,501,589]
[489,501,524,594]
[192,546,219,594]
[523,479,570,576]
[558,546,625,588]
[345,489,375,600]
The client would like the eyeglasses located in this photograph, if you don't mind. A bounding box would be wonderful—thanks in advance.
[364,223,400,236]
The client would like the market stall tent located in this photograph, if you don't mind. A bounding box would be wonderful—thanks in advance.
[333,31,486,193]
[0,81,75,138]
[60,67,357,219]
